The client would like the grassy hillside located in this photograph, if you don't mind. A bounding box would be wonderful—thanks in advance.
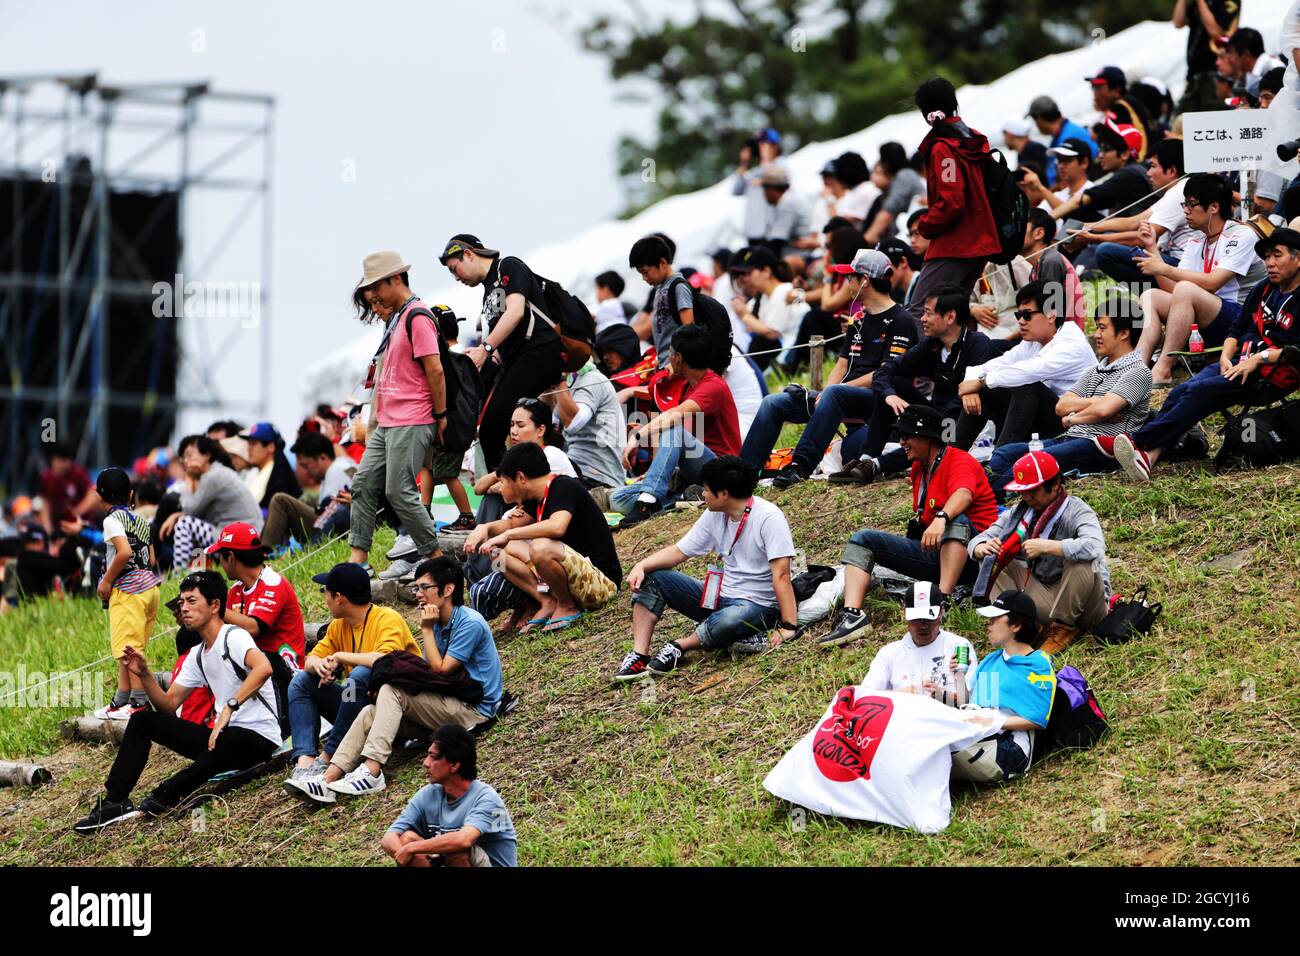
[1,454,1297,866]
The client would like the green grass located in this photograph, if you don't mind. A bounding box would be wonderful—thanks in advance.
[1,447,1298,866]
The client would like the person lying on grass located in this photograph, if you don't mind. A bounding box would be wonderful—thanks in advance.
[286,557,502,803]
[73,571,280,834]
[381,724,517,867]
[614,454,798,681]
[464,441,621,636]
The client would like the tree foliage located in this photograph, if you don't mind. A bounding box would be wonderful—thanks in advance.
[581,0,1169,214]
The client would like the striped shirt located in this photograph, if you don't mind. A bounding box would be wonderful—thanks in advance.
[102,507,161,593]
[1064,349,1151,440]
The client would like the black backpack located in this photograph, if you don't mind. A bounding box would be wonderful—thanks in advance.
[1215,399,1300,470]
[527,273,597,373]
[405,305,482,455]
[1039,665,1109,754]
[981,147,1030,265]
[668,275,734,375]
[192,625,289,739]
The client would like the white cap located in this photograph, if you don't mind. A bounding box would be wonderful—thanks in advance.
[1002,118,1032,139]
[905,580,942,621]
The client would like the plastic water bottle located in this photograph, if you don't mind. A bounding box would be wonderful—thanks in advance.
[1189,324,1205,354]
[1028,433,1044,453]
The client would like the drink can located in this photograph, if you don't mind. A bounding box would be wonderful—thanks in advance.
[955,644,969,666]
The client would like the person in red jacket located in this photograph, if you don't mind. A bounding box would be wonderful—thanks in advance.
[906,77,1001,333]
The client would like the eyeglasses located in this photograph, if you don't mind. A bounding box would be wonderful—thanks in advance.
[1181,199,1203,210]
[408,582,439,595]
[1013,308,1042,323]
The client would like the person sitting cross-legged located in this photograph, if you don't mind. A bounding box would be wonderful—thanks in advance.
[381,724,517,867]
[739,249,918,488]
[820,405,999,648]
[610,323,741,527]
[1114,227,1300,481]
[73,572,281,833]
[465,441,622,635]
[968,450,1110,655]
[282,562,422,797]
[292,558,503,803]
[987,290,1151,500]
[614,455,799,680]
[862,580,978,707]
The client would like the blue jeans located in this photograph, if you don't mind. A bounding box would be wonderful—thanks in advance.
[739,391,811,470]
[791,384,876,473]
[631,569,779,650]
[841,518,976,585]
[1134,363,1282,452]
[1095,242,1178,287]
[287,664,372,760]
[610,422,716,513]
[988,435,1115,498]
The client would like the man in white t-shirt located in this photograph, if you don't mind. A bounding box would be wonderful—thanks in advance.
[1134,173,1261,385]
[613,455,799,681]
[73,571,281,833]
[862,582,977,708]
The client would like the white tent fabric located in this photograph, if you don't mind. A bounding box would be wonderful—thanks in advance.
[302,3,1294,407]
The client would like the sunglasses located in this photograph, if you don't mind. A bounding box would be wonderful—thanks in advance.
[1013,308,1042,323]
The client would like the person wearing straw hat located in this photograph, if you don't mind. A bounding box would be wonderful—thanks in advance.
[346,251,446,580]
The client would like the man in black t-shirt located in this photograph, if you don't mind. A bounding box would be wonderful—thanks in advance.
[1052,120,1151,245]
[1175,0,1241,113]
[441,234,563,469]
[738,250,917,488]
[464,442,621,635]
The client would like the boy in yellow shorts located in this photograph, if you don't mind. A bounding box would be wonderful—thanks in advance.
[90,468,162,720]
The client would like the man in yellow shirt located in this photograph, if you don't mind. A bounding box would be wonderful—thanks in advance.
[283,562,420,801]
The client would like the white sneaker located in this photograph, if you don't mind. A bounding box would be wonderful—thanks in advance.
[282,772,336,804]
[386,535,417,560]
[379,557,419,582]
[92,702,142,721]
[327,765,386,797]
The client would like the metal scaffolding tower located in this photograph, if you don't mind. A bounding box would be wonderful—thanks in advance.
[0,74,274,495]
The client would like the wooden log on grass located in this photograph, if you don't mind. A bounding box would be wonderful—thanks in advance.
[60,716,127,745]
[810,335,825,391]
[0,760,53,788]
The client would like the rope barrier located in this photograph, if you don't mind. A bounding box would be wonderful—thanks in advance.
[0,533,347,705]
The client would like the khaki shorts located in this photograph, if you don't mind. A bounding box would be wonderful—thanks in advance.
[424,447,464,484]
[109,587,160,658]
[529,545,618,611]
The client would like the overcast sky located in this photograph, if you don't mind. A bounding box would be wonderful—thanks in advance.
[0,0,658,441]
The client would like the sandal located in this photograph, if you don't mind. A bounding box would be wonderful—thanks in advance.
[541,612,585,634]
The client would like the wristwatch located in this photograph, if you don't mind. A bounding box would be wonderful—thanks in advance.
[482,342,496,356]
[779,621,800,632]
[433,409,448,420]
[933,509,950,523]
[226,697,241,712]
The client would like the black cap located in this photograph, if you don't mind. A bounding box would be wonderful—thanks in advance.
[1048,137,1094,160]
[1087,66,1127,89]
[819,158,839,177]
[439,234,499,265]
[977,589,1039,622]
[95,466,133,504]
[312,562,372,605]
[20,523,48,545]
[877,237,918,269]
[730,246,778,273]
[1255,226,1300,258]
[895,404,947,443]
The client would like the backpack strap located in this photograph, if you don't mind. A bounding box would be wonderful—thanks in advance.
[219,625,280,722]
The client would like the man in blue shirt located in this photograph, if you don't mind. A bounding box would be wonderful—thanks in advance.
[1027,95,1096,185]
[382,724,517,867]
[310,557,505,801]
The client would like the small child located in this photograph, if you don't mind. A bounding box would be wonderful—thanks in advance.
[418,304,475,533]
[91,468,162,720]
[594,270,628,334]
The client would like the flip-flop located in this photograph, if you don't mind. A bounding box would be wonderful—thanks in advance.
[540,612,585,633]
[518,616,552,635]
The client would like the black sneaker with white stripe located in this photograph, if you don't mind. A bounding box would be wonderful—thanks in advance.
[647,641,684,675]
[613,651,652,682]
[73,795,142,834]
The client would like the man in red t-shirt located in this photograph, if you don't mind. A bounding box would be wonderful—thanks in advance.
[38,442,96,532]
[612,325,740,527]
[820,404,998,648]
[206,521,306,669]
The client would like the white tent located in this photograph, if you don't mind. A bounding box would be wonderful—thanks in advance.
[301,2,1294,406]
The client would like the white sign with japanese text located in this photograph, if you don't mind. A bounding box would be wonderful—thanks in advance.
[1183,110,1275,172]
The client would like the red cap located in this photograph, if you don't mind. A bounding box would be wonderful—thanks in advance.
[206,521,271,556]
[1004,450,1061,492]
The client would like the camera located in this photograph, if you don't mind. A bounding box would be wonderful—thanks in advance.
[1277,138,1300,162]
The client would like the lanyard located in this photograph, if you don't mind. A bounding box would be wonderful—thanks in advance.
[535,474,557,524]
[1201,230,1223,274]
[724,498,755,558]
[915,449,946,517]
[349,605,372,655]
